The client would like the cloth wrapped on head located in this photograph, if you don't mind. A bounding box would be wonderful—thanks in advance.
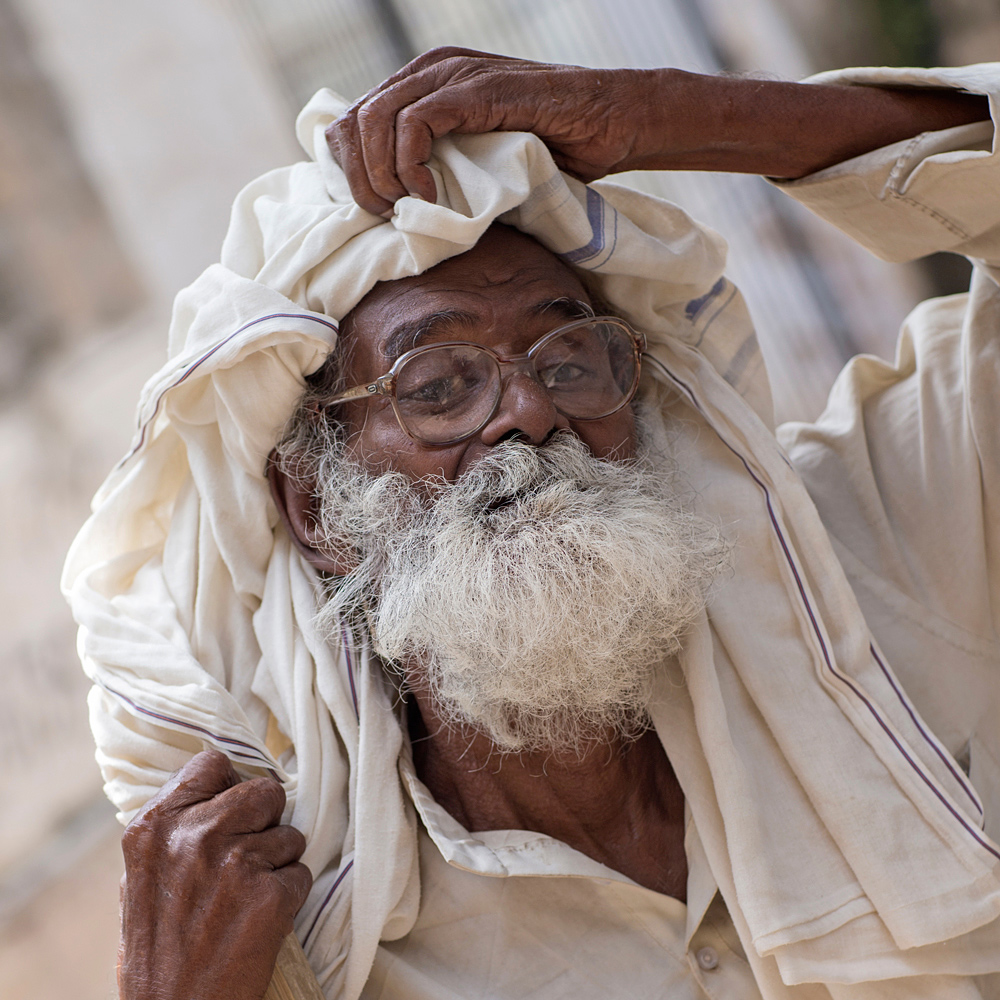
[63,87,1000,999]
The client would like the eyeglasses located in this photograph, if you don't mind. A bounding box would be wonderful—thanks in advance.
[326,316,646,445]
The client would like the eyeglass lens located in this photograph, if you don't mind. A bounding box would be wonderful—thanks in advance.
[393,321,638,443]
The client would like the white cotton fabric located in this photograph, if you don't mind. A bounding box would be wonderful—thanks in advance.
[63,65,1000,998]
[362,755,761,1000]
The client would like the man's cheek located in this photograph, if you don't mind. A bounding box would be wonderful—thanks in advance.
[351,414,462,483]
[573,413,637,461]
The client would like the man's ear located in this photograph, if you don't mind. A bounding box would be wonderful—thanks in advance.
[266,451,357,576]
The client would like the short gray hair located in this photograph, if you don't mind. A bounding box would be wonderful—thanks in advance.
[272,340,349,491]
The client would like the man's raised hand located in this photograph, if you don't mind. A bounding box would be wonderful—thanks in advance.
[327,47,991,216]
[118,749,312,1000]
[326,46,651,215]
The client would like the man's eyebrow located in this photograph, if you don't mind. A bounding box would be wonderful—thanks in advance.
[529,297,596,321]
[380,298,595,361]
[381,309,479,360]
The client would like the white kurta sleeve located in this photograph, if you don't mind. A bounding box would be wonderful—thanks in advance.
[773,65,1000,855]
[771,63,999,267]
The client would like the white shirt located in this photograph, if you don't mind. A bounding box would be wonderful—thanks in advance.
[362,748,762,1000]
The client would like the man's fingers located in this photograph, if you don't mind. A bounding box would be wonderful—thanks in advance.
[355,102,409,207]
[332,72,445,210]
[351,48,510,205]
[270,860,314,919]
[118,755,312,1000]
[394,90,508,201]
[327,111,395,216]
[203,774,287,835]
[329,51,516,211]
[393,102,464,203]
[241,823,307,871]
[133,749,239,824]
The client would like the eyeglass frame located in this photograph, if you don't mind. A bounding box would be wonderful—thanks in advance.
[324,315,648,446]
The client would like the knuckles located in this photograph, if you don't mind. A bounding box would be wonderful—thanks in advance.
[354,103,380,130]
[240,774,287,816]
[122,756,288,872]
[424,44,475,61]
[394,105,425,130]
[175,747,238,795]
[269,861,314,922]
[410,45,487,72]
[121,803,178,866]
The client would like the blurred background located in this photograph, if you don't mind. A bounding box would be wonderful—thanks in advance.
[0,0,996,995]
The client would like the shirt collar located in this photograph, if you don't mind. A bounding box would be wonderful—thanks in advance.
[397,738,718,943]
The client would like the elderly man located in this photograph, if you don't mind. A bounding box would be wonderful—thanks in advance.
[65,49,1000,999]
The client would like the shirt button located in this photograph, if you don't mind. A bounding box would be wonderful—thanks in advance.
[696,946,719,971]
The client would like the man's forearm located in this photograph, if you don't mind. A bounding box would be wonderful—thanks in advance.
[619,69,991,179]
[326,48,993,214]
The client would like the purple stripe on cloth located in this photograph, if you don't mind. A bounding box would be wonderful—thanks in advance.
[341,623,360,721]
[652,357,1000,863]
[303,859,354,947]
[870,644,983,819]
[120,311,340,467]
[172,312,339,388]
[101,681,278,779]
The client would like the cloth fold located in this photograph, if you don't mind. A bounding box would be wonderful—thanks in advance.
[63,82,1000,998]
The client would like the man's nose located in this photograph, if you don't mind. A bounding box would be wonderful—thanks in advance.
[478,369,568,446]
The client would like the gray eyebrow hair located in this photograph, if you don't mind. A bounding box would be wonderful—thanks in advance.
[529,296,596,320]
[380,297,596,361]
[381,309,479,360]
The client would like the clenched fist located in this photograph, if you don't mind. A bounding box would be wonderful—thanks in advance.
[118,749,312,1000]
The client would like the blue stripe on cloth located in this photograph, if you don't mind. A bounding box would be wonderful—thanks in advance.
[685,277,727,321]
[560,187,617,267]
[692,283,738,350]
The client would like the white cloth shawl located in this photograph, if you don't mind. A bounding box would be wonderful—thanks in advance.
[63,88,1000,997]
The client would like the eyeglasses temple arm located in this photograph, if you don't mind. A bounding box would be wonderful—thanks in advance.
[326,382,382,406]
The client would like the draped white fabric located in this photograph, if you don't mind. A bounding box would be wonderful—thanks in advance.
[63,65,1000,998]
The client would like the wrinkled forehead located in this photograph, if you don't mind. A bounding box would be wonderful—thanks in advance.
[339,223,594,368]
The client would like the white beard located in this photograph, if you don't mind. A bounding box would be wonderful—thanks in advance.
[314,411,729,754]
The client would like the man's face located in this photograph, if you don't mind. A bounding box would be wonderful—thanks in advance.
[335,224,637,482]
[295,224,729,752]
